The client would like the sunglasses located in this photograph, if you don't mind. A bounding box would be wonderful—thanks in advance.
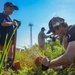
[51,26,59,34]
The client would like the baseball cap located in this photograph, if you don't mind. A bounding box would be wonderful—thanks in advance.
[47,17,64,34]
[41,27,46,31]
[4,2,18,10]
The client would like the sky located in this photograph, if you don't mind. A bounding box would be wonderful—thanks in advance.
[0,0,75,48]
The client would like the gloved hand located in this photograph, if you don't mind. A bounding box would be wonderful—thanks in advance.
[35,56,50,71]
[42,64,49,71]
[41,57,50,71]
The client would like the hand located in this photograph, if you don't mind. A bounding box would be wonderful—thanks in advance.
[41,56,50,67]
[35,56,50,67]
[14,19,21,25]
[17,21,21,25]
[42,64,49,71]
[12,21,16,25]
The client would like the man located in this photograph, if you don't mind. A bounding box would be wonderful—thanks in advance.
[38,27,50,50]
[38,17,75,69]
[0,2,21,69]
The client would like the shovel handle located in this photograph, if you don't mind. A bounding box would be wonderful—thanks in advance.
[13,19,21,28]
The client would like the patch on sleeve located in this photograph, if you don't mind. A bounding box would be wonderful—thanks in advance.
[68,34,71,39]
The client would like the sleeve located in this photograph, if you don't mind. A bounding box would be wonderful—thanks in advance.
[67,26,75,42]
[0,13,6,24]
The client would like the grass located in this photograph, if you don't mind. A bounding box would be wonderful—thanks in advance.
[0,39,75,75]
[0,25,20,74]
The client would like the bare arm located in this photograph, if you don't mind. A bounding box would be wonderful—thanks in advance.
[43,33,50,38]
[48,41,75,68]
[1,21,16,27]
[40,41,75,68]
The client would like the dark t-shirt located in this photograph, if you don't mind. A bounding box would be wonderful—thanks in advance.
[66,25,75,43]
[0,13,13,45]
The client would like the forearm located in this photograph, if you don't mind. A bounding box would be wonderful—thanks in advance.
[44,35,50,38]
[1,22,14,26]
[48,54,70,68]
[49,41,75,68]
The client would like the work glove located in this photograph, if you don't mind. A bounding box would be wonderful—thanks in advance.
[41,56,50,71]
[42,64,49,71]
[35,56,50,71]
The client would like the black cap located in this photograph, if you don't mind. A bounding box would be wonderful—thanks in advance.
[4,2,18,10]
[47,17,64,34]
[41,27,46,31]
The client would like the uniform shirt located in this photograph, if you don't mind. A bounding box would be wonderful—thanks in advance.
[0,13,13,45]
[66,25,75,43]
[38,31,49,46]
